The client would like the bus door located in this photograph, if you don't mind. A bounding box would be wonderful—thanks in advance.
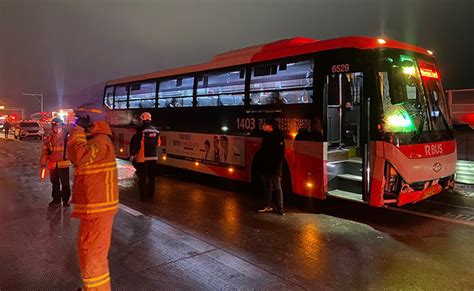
[321,61,368,202]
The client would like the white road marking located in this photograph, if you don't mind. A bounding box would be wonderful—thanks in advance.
[119,203,144,217]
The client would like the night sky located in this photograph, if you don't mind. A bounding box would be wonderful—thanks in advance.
[1,0,473,115]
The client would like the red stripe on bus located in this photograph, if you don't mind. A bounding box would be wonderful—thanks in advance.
[396,140,456,159]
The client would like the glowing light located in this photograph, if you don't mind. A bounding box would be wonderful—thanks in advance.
[195,161,199,166]
[420,68,439,79]
[384,106,416,133]
[403,66,415,75]
[228,167,234,173]
[306,182,313,188]
[427,50,434,55]
[162,155,167,161]
[221,126,228,132]
[41,167,46,179]
[119,148,124,153]
[290,132,298,139]
[377,38,386,45]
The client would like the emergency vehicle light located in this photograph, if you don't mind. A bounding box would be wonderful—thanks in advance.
[377,38,386,45]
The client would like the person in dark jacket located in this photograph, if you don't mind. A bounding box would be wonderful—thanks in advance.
[130,112,161,202]
[257,118,286,215]
[3,121,11,138]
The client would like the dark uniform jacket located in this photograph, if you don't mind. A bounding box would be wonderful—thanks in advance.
[259,128,285,176]
[130,123,160,162]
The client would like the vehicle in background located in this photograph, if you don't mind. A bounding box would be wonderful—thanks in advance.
[0,115,5,131]
[14,120,43,140]
[446,89,474,184]
[52,109,75,125]
[446,89,474,129]
[30,112,52,123]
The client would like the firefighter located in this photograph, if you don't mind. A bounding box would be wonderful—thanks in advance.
[41,117,71,207]
[67,103,118,291]
[130,112,161,202]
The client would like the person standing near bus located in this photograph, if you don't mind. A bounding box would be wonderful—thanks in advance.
[3,120,11,138]
[67,103,118,291]
[257,118,286,216]
[130,112,161,202]
[41,117,71,207]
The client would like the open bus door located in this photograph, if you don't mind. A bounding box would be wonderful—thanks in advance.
[318,56,371,203]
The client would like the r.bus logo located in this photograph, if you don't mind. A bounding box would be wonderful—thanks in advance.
[425,144,443,156]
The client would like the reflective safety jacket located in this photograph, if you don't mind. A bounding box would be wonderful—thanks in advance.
[41,131,71,169]
[130,124,161,163]
[67,121,118,218]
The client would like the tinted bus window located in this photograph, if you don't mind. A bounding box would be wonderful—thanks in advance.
[196,70,245,107]
[158,77,194,108]
[250,59,313,105]
[114,85,128,109]
[129,82,157,109]
[104,86,114,109]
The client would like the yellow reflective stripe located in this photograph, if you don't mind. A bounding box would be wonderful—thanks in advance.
[73,205,118,214]
[88,144,99,164]
[73,200,119,208]
[53,146,65,151]
[111,171,116,201]
[70,134,86,139]
[78,161,116,169]
[75,166,116,175]
[84,277,110,288]
[76,108,103,114]
[106,171,111,202]
[82,272,110,283]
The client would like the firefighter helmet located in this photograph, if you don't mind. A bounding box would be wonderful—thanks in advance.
[51,117,64,126]
[74,103,106,122]
[139,112,152,121]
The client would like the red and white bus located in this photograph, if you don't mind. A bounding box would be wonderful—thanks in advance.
[104,36,456,207]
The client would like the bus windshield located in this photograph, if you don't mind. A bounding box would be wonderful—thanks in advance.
[378,54,452,144]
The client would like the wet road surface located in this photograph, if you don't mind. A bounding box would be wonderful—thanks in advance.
[1,137,474,290]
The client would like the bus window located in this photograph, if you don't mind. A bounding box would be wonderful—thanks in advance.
[250,59,313,105]
[104,86,114,109]
[158,77,194,108]
[129,81,157,109]
[196,70,245,107]
[114,85,128,109]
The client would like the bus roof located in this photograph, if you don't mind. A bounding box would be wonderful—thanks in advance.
[106,36,431,86]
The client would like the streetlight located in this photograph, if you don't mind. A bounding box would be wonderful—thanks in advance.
[22,93,44,112]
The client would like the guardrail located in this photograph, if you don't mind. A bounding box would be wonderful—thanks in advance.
[456,160,474,185]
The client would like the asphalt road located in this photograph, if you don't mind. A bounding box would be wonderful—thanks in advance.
[1,137,474,290]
